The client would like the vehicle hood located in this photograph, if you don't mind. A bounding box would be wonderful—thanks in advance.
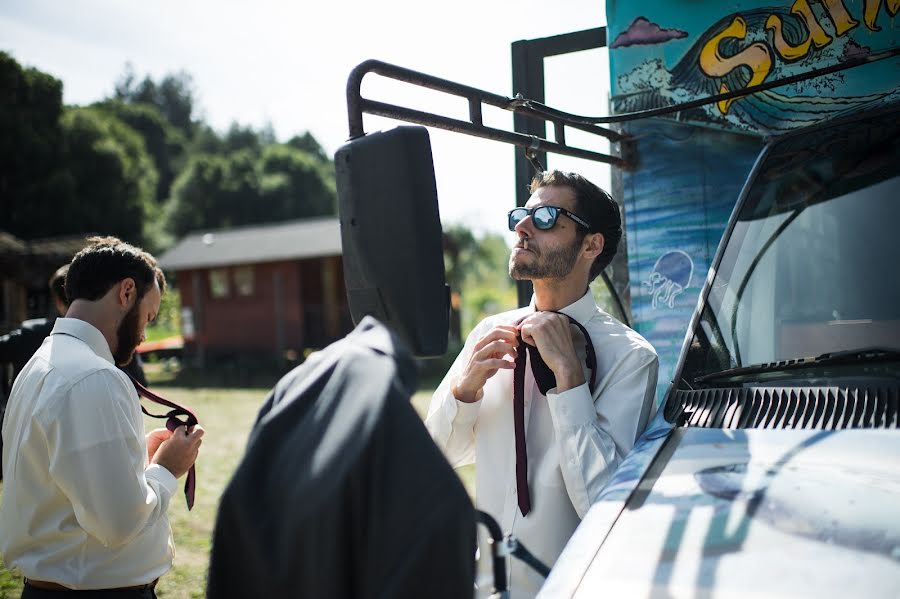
[551,428,900,598]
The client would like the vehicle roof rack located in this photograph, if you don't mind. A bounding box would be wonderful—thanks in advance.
[345,48,900,169]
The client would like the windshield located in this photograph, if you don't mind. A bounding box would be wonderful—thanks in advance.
[681,108,900,383]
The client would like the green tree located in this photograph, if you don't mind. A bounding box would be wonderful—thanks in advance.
[287,132,329,162]
[0,55,158,245]
[188,121,277,158]
[221,123,265,155]
[164,154,230,236]
[165,143,336,237]
[444,225,495,342]
[58,107,158,245]
[190,122,227,155]
[93,99,187,203]
[460,233,517,334]
[222,149,262,225]
[443,226,517,339]
[259,144,336,218]
[114,64,196,138]
[0,52,70,239]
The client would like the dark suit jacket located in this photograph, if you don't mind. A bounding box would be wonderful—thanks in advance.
[0,317,55,379]
[207,317,475,598]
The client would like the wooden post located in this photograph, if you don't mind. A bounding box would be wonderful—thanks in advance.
[273,269,286,367]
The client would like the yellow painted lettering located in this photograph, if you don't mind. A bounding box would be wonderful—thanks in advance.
[766,13,813,61]
[792,0,833,48]
[818,0,859,36]
[699,16,774,114]
[768,0,847,62]
[863,0,900,31]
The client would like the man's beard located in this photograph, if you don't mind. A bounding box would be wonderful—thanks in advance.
[114,301,142,366]
[509,237,581,280]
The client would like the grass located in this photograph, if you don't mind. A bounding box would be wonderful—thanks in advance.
[143,326,180,344]
[0,371,470,598]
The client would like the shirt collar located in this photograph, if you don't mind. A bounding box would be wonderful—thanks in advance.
[51,317,116,365]
[528,288,596,325]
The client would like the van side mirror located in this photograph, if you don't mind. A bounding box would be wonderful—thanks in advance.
[335,126,450,358]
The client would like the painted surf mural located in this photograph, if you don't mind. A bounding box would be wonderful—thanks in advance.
[619,122,761,402]
[608,0,899,133]
[606,0,898,402]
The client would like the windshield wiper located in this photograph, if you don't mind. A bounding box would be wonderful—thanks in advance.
[694,347,900,383]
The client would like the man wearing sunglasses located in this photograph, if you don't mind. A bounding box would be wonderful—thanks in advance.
[0,237,204,598]
[427,170,658,598]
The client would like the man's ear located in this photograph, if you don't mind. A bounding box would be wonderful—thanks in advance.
[117,278,138,308]
[583,232,605,261]
[55,297,69,317]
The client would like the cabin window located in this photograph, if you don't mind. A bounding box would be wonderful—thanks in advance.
[208,269,230,299]
[234,266,255,297]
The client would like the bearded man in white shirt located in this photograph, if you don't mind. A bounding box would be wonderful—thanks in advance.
[426,170,658,598]
[0,236,204,598]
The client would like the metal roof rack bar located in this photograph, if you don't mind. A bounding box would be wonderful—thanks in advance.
[346,59,628,168]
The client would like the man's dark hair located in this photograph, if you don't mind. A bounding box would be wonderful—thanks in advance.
[66,236,166,302]
[48,264,69,307]
[530,170,623,282]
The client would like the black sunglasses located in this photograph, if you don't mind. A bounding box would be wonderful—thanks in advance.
[507,205,591,231]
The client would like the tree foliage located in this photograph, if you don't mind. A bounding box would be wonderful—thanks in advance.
[114,64,196,138]
[1,54,519,351]
[259,144,335,218]
[2,57,338,254]
[0,51,67,239]
[164,154,229,236]
[443,226,517,340]
[287,132,329,162]
[58,106,158,243]
[92,99,187,203]
[165,143,335,237]
[459,233,517,333]
[1,54,158,244]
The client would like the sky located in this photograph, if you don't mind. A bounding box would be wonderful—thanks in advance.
[0,0,612,239]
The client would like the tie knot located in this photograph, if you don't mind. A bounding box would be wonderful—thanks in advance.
[513,312,597,394]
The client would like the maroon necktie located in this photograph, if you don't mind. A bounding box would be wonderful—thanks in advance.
[128,374,199,511]
[513,313,597,517]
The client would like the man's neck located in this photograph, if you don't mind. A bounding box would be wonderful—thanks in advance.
[531,276,588,312]
[65,301,118,356]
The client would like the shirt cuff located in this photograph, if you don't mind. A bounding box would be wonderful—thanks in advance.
[451,396,482,427]
[145,463,178,496]
[547,382,596,430]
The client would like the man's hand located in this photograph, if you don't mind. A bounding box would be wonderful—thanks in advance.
[146,428,172,462]
[453,325,519,403]
[519,313,585,392]
[151,424,205,479]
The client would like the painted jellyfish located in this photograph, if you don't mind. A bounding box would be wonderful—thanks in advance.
[643,250,694,309]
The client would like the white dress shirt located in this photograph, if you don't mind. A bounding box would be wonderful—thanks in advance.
[426,291,658,598]
[0,318,177,589]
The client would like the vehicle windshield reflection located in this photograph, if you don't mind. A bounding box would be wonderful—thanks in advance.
[682,114,900,385]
